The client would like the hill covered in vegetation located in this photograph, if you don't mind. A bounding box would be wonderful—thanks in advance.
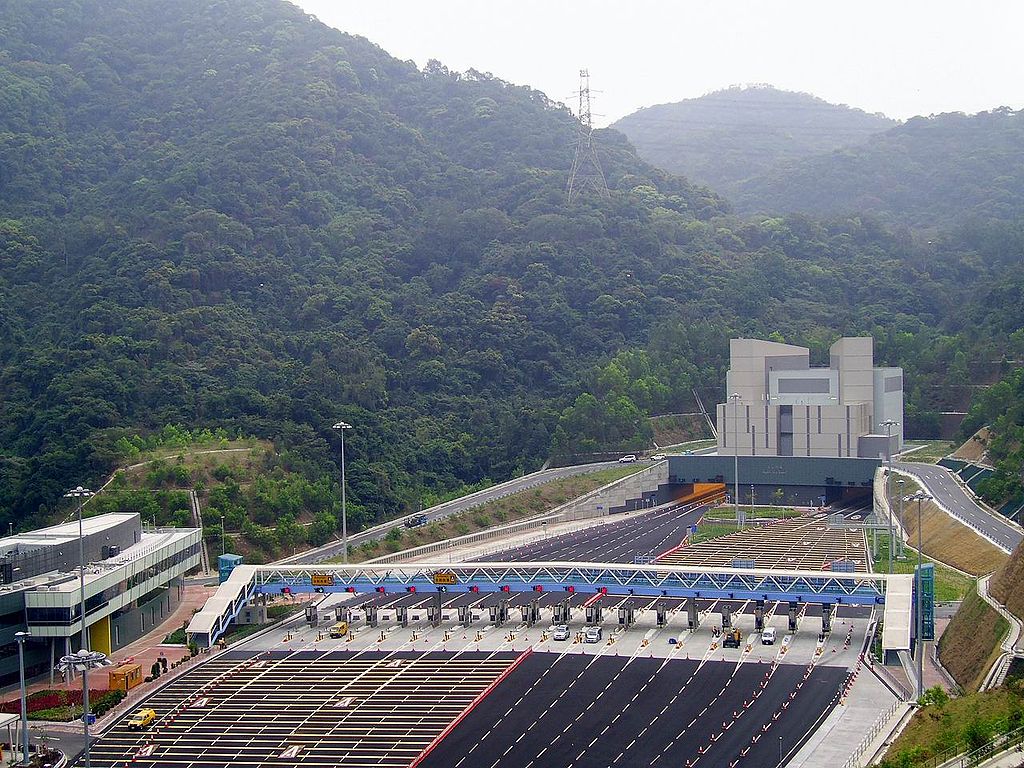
[0,0,1021,539]
[611,85,894,196]
[732,108,1024,227]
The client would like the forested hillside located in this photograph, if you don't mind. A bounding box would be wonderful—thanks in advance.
[732,108,1024,227]
[1,0,1021,539]
[958,365,1024,508]
[611,86,894,196]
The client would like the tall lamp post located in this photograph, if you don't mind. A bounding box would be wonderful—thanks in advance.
[729,393,741,530]
[905,490,933,700]
[332,421,353,564]
[895,478,906,558]
[56,649,110,768]
[63,486,94,652]
[221,514,226,556]
[881,419,899,573]
[15,631,30,765]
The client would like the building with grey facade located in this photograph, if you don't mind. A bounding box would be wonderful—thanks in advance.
[0,513,201,687]
[716,337,903,459]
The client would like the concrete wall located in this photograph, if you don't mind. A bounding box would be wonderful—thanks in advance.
[718,337,903,459]
[109,576,186,652]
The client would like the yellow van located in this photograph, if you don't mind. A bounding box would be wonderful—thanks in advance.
[329,621,349,639]
[127,707,157,730]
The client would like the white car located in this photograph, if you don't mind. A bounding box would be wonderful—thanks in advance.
[761,627,777,645]
[649,453,666,461]
[618,454,637,463]
[551,625,571,641]
[584,626,603,643]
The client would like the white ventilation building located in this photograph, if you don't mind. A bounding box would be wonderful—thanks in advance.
[716,337,903,459]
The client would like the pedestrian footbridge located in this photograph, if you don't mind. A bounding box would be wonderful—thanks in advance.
[187,561,915,653]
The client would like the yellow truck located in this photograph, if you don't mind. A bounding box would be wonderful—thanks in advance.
[329,620,349,639]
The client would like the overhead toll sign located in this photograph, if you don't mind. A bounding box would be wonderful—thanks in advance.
[432,571,457,586]
[311,574,335,588]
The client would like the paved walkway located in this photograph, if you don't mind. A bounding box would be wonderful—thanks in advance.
[789,661,900,768]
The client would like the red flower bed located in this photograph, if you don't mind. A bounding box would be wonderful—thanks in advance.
[0,689,107,714]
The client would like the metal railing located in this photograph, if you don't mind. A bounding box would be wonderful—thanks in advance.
[842,698,903,768]
[931,724,1024,768]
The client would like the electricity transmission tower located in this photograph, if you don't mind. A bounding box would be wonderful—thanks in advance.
[566,69,609,204]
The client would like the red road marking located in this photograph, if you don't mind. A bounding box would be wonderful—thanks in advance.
[408,648,533,768]
[655,539,688,561]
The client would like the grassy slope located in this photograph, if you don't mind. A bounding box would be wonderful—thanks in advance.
[884,685,1023,764]
[870,535,972,602]
[894,475,1006,576]
[345,465,646,563]
[990,540,1024,621]
[938,585,1009,691]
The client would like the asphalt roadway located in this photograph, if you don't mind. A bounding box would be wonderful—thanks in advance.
[278,461,623,565]
[416,654,848,768]
[894,460,1022,552]
[493,501,709,564]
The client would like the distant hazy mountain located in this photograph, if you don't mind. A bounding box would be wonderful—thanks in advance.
[611,85,895,195]
[732,108,1024,227]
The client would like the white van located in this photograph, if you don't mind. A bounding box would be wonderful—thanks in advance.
[761,627,777,645]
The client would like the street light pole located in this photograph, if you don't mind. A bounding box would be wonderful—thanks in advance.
[881,420,899,575]
[895,478,906,559]
[221,514,226,556]
[16,631,30,765]
[906,490,933,700]
[56,649,110,768]
[63,486,94,652]
[332,421,353,564]
[729,393,741,530]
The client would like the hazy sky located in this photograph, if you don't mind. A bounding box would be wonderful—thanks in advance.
[295,1,1024,126]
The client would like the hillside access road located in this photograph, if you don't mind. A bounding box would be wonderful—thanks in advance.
[894,460,1022,553]
[276,460,622,565]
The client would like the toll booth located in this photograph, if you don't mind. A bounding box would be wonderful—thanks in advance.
[364,605,378,628]
[397,606,408,627]
[618,606,634,627]
[426,605,440,627]
[821,603,833,634]
[656,602,668,627]
[489,601,509,625]
[520,601,540,626]
[218,553,244,584]
[335,606,351,624]
[754,600,765,632]
[458,605,471,627]
[788,602,799,632]
[585,602,603,625]
[721,604,732,629]
[553,600,571,624]
[687,600,699,630]
[305,605,318,627]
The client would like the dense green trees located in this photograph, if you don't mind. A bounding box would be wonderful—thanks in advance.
[0,0,1021,537]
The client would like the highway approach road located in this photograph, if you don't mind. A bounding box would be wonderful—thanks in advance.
[278,460,623,565]
[894,460,1022,553]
